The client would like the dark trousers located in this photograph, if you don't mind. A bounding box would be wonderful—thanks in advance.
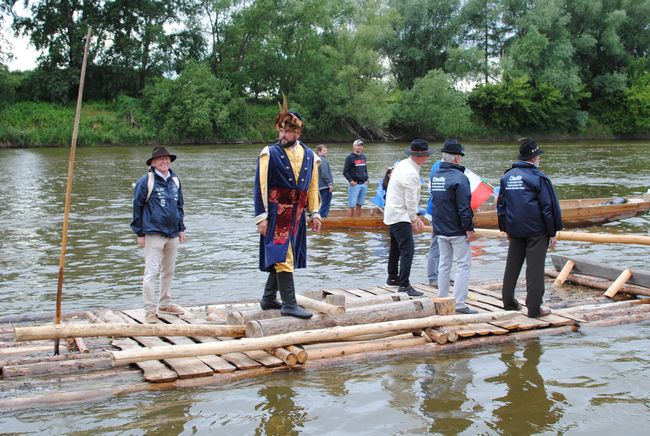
[387,222,414,287]
[501,235,549,317]
[319,188,332,217]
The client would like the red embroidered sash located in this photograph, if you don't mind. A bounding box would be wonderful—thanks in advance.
[269,187,308,244]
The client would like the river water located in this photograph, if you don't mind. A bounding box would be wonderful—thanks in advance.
[1,141,649,433]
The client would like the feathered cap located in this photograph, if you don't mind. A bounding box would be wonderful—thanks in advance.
[274,93,304,131]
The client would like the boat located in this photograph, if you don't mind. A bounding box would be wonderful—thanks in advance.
[321,193,650,230]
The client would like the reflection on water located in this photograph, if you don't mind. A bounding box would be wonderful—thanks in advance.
[0,142,649,433]
[486,341,565,434]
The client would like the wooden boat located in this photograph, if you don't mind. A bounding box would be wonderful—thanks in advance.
[321,193,650,230]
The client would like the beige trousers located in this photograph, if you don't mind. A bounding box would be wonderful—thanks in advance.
[143,234,179,312]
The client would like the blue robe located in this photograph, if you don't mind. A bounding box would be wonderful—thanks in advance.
[254,143,316,271]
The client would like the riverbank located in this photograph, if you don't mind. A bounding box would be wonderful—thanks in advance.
[3,101,646,148]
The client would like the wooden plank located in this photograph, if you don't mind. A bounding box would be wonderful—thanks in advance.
[119,310,214,379]
[410,284,438,297]
[322,288,362,299]
[111,338,178,383]
[155,313,237,373]
[469,287,577,326]
[492,314,548,331]
[359,286,392,295]
[344,288,379,298]
[442,323,509,337]
[179,315,264,370]
[552,254,650,288]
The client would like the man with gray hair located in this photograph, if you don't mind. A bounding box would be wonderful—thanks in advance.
[429,139,476,314]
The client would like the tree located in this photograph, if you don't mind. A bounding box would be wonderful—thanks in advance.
[143,62,235,141]
[392,69,474,138]
[101,0,181,93]
[468,76,577,131]
[384,0,463,89]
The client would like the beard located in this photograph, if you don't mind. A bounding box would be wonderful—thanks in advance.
[282,138,297,148]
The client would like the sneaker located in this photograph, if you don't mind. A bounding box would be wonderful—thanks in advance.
[528,307,551,318]
[159,303,184,315]
[398,286,424,297]
[385,278,400,288]
[145,311,158,323]
[456,307,478,315]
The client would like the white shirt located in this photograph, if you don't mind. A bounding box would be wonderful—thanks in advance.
[383,158,422,225]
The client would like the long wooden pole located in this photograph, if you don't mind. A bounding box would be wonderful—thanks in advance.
[111,311,517,365]
[54,27,92,355]
[14,323,245,342]
[455,227,650,246]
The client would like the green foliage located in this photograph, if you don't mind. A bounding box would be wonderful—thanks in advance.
[143,62,234,141]
[392,69,478,138]
[0,65,20,109]
[0,101,156,146]
[468,77,578,132]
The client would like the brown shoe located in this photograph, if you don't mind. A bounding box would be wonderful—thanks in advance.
[528,307,551,318]
[145,311,158,323]
[159,304,184,315]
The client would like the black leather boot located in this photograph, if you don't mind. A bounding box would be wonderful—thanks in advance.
[277,272,313,319]
[260,270,282,310]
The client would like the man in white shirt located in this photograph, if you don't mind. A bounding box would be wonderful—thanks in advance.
[383,139,430,297]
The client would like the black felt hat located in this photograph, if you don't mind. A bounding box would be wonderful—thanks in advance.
[405,139,431,156]
[146,146,177,166]
[440,139,465,156]
[518,139,544,160]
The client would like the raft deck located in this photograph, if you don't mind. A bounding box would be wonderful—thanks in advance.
[1,276,649,411]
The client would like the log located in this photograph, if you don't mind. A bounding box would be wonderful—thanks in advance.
[324,294,346,307]
[267,347,297,366]
[286,345,308,364]
[74,337,90,353]
[206,312,228,323]
[227,309,281,324]
[545,269,650,296]
[432,297,456,316]
[604,269,633,298]
[110,311,517,365]
[2,356,114,378]
[296,295,345,316]
[327,293,404,308]
[551,255,650,288]
[305,337,427,360]
[247,298,438,337]
[474,228,650,246]
[553,260,575,288]
[13,322,246,342]
[423,328,448,345]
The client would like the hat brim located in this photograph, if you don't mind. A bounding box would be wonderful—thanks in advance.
[405,147,431,156]
[440,148,465,156]
[518,149,544,161]
[146,154,177,166]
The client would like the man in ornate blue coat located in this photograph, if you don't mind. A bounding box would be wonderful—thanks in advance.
[254,97,321,319]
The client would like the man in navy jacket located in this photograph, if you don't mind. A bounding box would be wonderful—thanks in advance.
[497,139,562,318]
[430,139,476,314]
[132,146,186,323]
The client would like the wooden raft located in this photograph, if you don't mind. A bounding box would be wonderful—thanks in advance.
[2,278,650,402]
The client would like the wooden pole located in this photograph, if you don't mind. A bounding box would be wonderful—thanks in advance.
[110,311,517,365]
[296,295,345,316]
[469,228,650,246]
[604,269,633,298]
[553,260,575,288]
[286,345,308,364]
[54,27,93,356]
[14,323,245,342]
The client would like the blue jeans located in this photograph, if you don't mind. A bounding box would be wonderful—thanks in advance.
[347,183,368,208]
[319,188,332,217]
[427,233,439,284]
[437,235,471,310]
